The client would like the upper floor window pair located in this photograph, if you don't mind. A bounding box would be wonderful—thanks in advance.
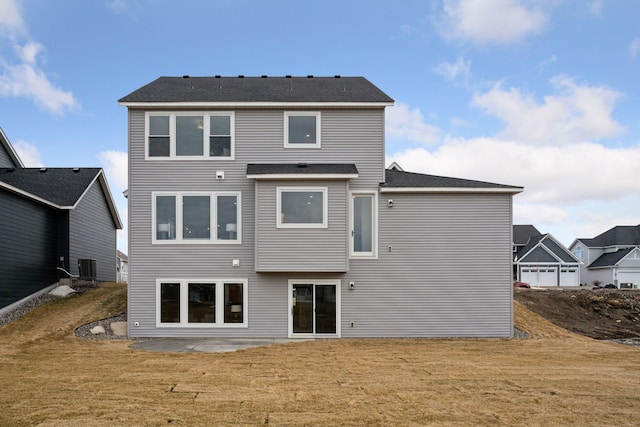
[146,112,321,159]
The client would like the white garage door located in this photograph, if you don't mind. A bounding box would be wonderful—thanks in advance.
[521,267,558,287]
[560,268,579,286]
[617,271,640,288]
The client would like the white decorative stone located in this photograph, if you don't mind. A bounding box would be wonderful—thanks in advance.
[110,322,127,336]
[49,285,76,297]
[90,325,106,335]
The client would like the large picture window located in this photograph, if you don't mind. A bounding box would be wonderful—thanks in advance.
[277,187,327,228]
[153,192,241,244]
[146,112,234,159]
[284,112,321,148]
[157,279,248,327]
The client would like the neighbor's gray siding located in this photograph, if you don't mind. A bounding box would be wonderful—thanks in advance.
[68,179,117,281]
[343,193,514,338]
[0,144,16,167]
[519,247,558,263]
[0,189,57,308]
[255,180,348,272]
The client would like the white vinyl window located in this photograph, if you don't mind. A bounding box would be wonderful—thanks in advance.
[277,187,327,228]
[284,112,321,148]
[350,192,377,258]
[574,246,584,261]
[157,279,248,327]
[146,112,234,159]
[153,192,241,244]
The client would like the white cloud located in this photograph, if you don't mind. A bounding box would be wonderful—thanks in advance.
[98,150,128,192]
[385,102,441,146]
[0,0,24,34]
[0,2,79,114]
[433,56,471,82]
[12,139,43,167]
[471,76,624,144]
[0,61,79,115]
[629,37,640,60]
[437,0,548,44]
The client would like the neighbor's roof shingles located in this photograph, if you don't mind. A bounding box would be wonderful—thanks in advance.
[0,168,101,207]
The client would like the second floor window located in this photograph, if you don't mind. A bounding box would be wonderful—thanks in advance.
[153,191,241,244]
[284,112,321,148]
[146,112,234,159]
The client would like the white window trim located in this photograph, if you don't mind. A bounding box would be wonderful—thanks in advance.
[277,186,328,229]
[349,191,378,259]
[156,279,248,328]
[152,191,242,244]
[145,112,235,160]
[287,279,341,338]
[284,111,321,149]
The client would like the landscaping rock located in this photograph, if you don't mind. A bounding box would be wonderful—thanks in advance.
[49,285,76,297]
[90,325,106,335]
[110,321,127,336]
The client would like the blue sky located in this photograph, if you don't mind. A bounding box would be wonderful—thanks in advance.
[1,0,639,252]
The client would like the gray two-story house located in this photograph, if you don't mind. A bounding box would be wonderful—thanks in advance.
[119,76,522,338]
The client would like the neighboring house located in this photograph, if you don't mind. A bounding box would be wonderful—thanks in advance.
[0,128,123,309]
[569,225,640,288]
[119,75,522,339]
[116,250,129,283]
[513,225,581,287]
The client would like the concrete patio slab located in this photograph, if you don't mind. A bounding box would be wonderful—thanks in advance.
[129,337,312,353]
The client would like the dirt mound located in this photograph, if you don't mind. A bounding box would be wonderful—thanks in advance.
[514,288,640,340]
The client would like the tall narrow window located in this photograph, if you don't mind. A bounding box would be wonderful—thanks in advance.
[156,196,176,240]
[148,115,170,157]
[210,115,231,157]
[183,196,210,240]
[188,283,215,324]
[160,282,181,323]
[176,115,204,156]
[351,193,376,257]
[224,283,244,323]
[217,194,239,241]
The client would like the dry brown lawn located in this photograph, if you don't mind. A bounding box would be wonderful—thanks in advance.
[1,283,639,426]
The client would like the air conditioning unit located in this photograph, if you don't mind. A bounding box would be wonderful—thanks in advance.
[78,258,97,280]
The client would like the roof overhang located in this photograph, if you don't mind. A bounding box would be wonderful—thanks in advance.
[118,101,394,108]
[380,187,523,194]
[0,127,25,168]
[247,163,359,180]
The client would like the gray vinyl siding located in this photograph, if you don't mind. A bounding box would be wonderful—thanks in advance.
[127,106,514,338]
[343,193,514,338]
[0,189,57,308]
[255,180,348,272]
[68,180,117,281]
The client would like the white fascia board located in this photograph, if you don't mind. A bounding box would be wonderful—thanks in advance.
[0,181,64,209]
[247,173,358,180]
[119,101,394,108]
[380,187,523,194]
[543,234,582,262]
[70,170,124,229]
[0,127,25,168]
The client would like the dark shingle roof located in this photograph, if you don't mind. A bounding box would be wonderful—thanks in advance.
[578,225,640,247]
[513,225,542,245]
[382,169,522,190]
[247,163,358,176]
[0,168,101,206]
[119,76,394,104]
[588,247,635,268]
